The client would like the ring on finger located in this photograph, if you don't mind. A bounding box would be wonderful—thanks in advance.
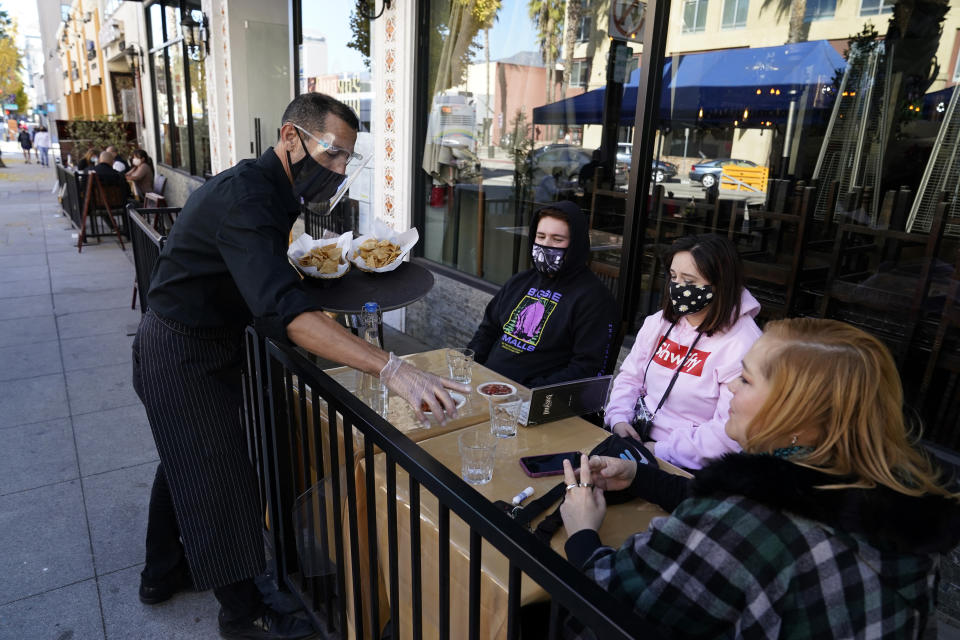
[565,483,579,492]
[579,483,595,489]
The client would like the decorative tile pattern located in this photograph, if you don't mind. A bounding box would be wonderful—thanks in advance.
[219,1,235,168]
[203,0,234,173]
[379,9,400,228]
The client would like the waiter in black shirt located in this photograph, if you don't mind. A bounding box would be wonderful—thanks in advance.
[132,93,466,640]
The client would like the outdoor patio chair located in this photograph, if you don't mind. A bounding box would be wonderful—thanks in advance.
[817,198,951,365]
[144,174,167,208]
[77,171,127,253]
[726,185,825,319]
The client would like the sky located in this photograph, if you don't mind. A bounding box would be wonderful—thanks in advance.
[0,0,41,47]
[302,0,540,75]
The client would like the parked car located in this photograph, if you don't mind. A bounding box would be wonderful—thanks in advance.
[688,158,758,188]
[616,143,678,183]
[527,144,592,182]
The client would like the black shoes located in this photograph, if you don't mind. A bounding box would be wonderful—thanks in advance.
[218,608,318,640]
[139,560,193,604]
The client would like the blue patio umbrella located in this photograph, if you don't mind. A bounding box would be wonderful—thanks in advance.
[532,40,846,127]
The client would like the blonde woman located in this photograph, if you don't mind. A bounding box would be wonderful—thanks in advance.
[561,318,960,638]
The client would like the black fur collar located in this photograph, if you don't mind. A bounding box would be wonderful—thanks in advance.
[691,453,960,554]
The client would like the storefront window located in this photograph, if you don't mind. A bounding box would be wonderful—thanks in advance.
[650,0,960,448]
[146,0,210,176]
[417,0,642,293]
[291,0,376,234]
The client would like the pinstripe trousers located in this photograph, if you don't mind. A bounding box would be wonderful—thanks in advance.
[132,309,265,590]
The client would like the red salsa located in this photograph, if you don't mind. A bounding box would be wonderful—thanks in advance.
[479,383,513,396]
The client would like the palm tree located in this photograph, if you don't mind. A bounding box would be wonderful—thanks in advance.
[562,0,584,97]
[529,0,566,107]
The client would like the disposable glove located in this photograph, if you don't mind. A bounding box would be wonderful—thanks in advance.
[380,353,471,424]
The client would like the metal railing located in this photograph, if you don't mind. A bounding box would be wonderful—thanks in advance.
[128,206,179,314]
[56,164,86,230]
[244,329,663,639]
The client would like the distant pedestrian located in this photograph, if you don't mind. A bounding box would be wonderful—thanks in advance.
[33,128,51,167]
[18,128,32,163]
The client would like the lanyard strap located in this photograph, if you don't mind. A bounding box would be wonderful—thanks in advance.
[642,321,704,416]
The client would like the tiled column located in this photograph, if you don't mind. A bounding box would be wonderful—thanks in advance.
[371,3,416,232]
[372,3,417,330]
[204,0,237,174]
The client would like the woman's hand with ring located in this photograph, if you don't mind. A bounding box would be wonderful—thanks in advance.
[588,455,637,492]
[560,453,606,535]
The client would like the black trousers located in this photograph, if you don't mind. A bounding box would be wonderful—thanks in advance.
[143,463,263,619]
[132,309,264,591]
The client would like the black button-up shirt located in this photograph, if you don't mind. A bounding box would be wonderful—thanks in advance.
[147,149,322,341]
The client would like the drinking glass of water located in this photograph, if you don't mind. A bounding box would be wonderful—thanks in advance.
[489,394,521,438]
[458,429,497,485]
[446,347,474,384]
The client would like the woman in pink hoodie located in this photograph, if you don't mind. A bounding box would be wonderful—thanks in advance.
[605,234,761,469]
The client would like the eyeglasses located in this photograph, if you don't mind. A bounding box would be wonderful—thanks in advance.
[291,123,363,165]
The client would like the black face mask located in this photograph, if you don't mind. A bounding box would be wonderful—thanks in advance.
[669,282,714,315]
[531,243,566,276]
[287,130,347,207]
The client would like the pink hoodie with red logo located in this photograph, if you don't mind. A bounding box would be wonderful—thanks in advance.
[604,289,762,469]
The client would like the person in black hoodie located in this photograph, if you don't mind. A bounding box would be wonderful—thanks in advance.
[468,200,618,386]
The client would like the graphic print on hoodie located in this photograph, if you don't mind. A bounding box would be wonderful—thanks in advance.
[653,335,710,377]
[500,288,561,352]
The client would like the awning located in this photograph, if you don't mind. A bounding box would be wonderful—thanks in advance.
[532,40,846,127]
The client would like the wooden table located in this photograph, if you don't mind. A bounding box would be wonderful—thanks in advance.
[365,419,690,640]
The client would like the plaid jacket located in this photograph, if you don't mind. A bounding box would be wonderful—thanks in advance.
[566,454,960,639]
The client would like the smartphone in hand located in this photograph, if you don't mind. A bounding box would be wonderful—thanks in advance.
[519,451,581,477]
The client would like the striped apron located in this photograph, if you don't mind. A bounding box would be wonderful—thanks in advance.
[132,309,264,590]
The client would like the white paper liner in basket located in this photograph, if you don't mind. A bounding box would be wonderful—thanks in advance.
[349,222,419,273]
[288,232,353,279]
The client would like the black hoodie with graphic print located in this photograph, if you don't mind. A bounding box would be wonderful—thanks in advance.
[467,200,619,387]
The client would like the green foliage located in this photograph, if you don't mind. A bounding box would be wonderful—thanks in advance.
[14,85,26,112]
[845,22,881,59]
[829,23,882,105]
[0,14,22,108]
[527,0,565,62]
[347,0,371,69]
[508,109,534,189]
[64,116,134,160]
[427,0,501,96]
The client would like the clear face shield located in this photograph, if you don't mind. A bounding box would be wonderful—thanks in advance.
[290,124,373,215]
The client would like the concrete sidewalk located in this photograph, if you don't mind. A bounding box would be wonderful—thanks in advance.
[0,143,224,639]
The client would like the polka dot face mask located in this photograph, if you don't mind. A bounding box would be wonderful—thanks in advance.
[669,282,714,315]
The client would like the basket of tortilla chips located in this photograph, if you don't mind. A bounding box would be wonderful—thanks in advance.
[349,225,419,273]
[288,232,352,279]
